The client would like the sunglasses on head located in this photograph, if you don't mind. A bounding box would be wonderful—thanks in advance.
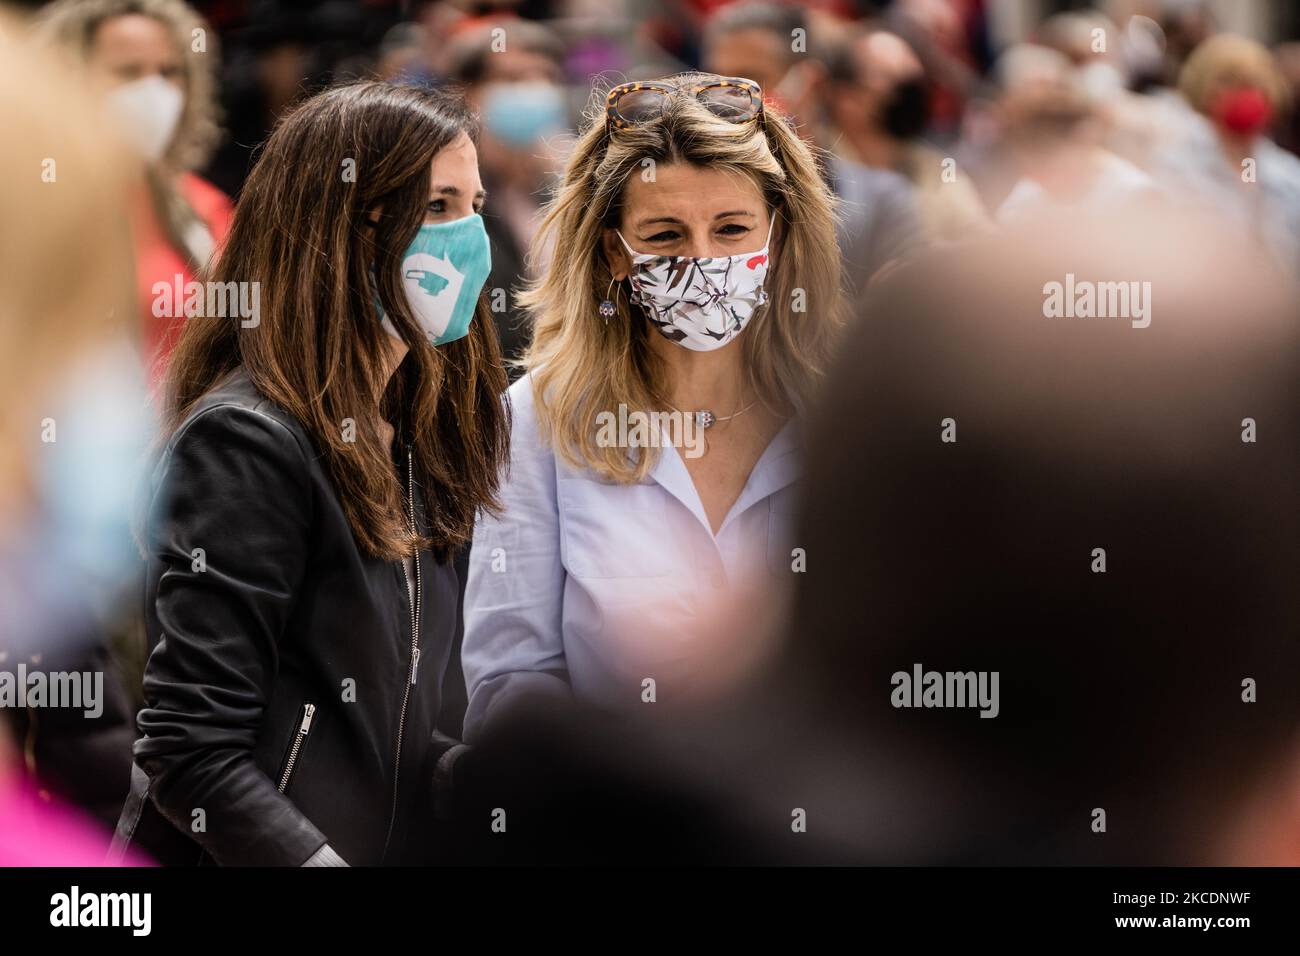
[605,76,764,132]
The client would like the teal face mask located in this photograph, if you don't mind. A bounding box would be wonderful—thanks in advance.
[378,213,491,346]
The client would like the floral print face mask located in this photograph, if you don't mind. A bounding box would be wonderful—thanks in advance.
[616,218,774,351]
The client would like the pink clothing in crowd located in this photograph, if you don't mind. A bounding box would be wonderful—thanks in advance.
[0,770,147,866]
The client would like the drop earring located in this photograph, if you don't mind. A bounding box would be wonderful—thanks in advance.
[598,277,621,323]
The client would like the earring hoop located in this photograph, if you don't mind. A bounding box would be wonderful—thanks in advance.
[598,277,621,323]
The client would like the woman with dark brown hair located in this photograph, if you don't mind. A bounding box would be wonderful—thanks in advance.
[111,81,510,866]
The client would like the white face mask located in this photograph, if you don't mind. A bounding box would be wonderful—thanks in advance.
[617,218,774,351]
[106,75,184,162]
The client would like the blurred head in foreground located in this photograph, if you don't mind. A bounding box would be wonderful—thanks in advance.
[775,204,1300,864]
[0,13,142,658]
[0,12,143,864]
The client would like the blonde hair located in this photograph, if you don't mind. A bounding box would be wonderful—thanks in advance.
[38,0,223,172]
[0,14,134,505]
[519,72,848,483]
[1179,34,1292,119]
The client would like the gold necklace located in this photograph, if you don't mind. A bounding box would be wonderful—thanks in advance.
[667,399,758,430]
[663,396,758,458]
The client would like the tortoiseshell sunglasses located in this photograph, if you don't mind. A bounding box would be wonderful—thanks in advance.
[605,77,764,132]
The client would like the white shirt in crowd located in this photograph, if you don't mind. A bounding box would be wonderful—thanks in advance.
[996,151,1158,222]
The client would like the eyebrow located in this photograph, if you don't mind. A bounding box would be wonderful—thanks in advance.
[636,210,757,227]
[430,185,488,202]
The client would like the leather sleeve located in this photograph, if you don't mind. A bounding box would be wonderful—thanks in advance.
[133,403,328,866]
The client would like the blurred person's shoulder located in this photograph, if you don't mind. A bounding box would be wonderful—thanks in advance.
[902,141,960,190]
[1257,137,1300,191]
[1152,109,1226,181]
[1093,151,1158,202]
[829,152,915,208]
[994,177,1047,223]
[1098,151,1153,187]
[905,141,987,215]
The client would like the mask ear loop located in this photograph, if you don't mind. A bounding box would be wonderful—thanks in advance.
[615,230,644,258]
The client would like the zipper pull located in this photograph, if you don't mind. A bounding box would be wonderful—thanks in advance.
[410,648,421,685]
[300,703,316,734]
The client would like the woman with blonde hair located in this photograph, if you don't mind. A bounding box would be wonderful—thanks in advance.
[462,73,847,742]
[40,0,233,382]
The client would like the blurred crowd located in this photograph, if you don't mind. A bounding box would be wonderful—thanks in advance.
[0,0,1297,867]
[10,0,1300,371]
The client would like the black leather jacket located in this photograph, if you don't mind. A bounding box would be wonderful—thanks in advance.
[112,369,457,865]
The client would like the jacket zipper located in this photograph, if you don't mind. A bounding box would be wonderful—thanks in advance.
[383,449,421,858]
[278,702,316,793]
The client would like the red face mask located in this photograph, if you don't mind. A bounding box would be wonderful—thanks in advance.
[1209,86,1274,136]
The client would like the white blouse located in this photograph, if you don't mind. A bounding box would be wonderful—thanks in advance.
[461,375,802,742]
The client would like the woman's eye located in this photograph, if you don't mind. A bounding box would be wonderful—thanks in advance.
[718,223,750,236]
[427,200,445,214]
[646,231,680,243]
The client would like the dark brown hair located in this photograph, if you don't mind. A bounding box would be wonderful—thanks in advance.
[161,81,510,562]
